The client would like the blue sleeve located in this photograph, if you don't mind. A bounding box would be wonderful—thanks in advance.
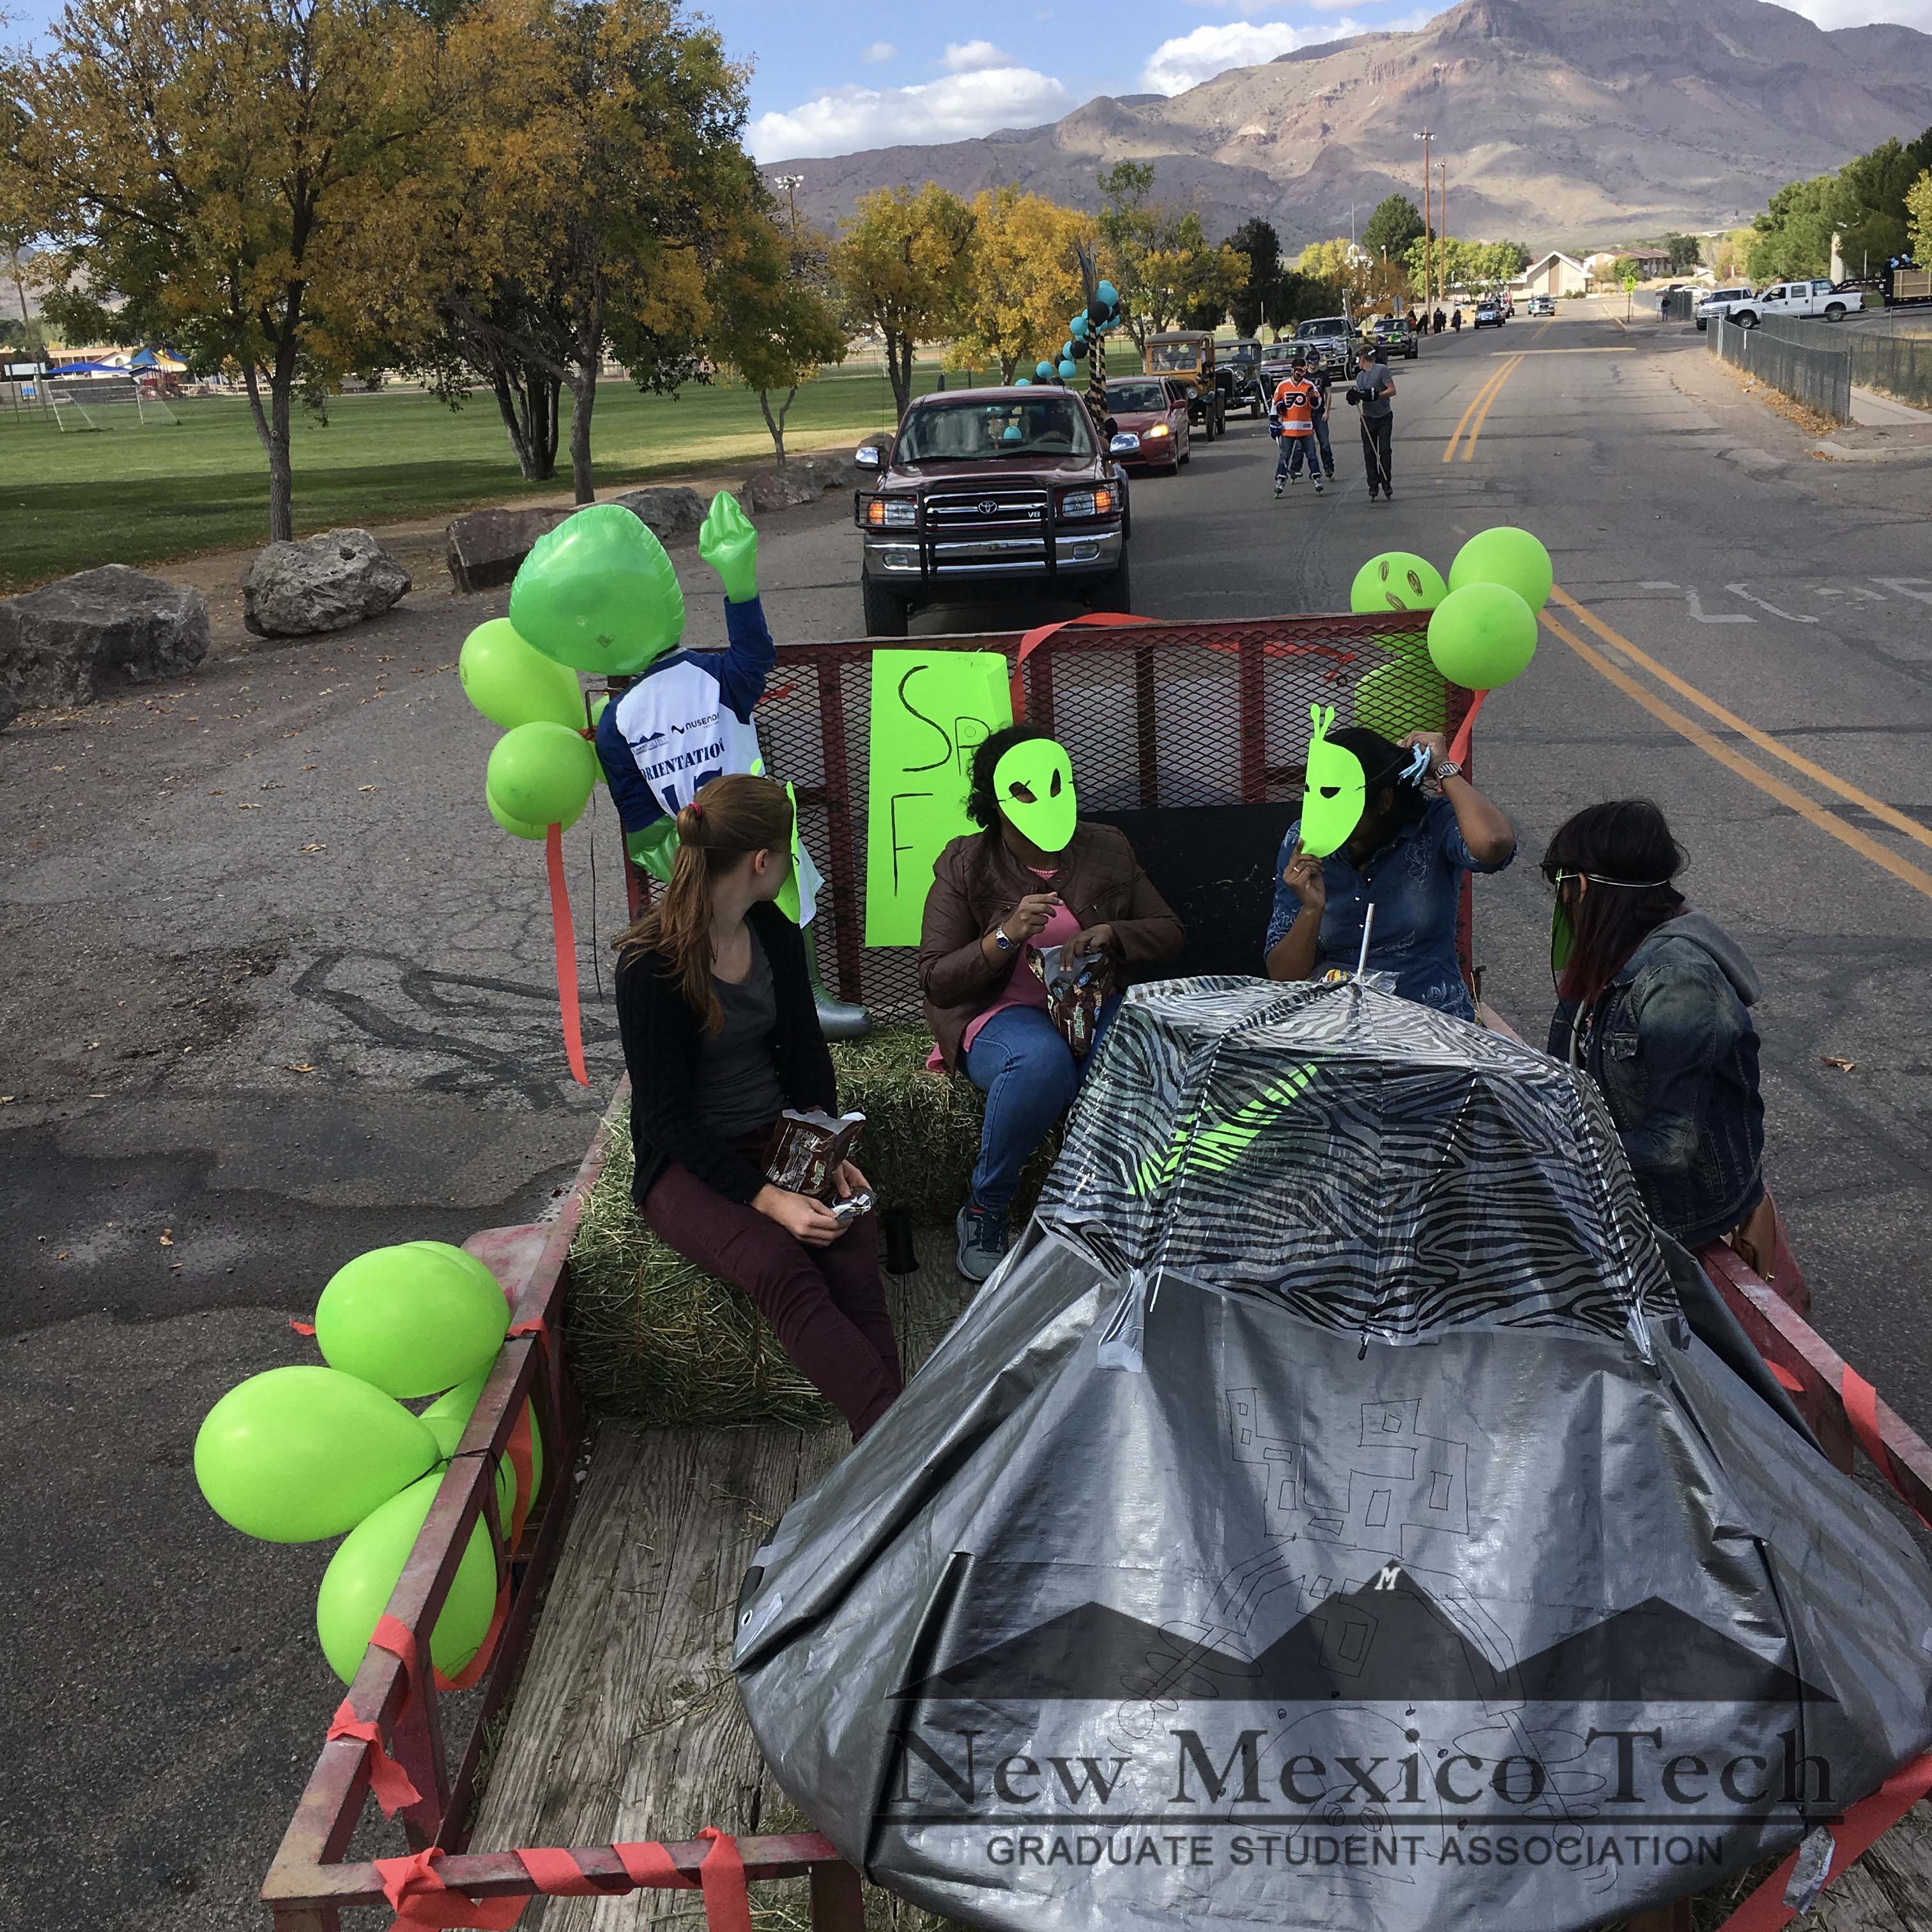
[715,594,774,722]
[595,695,664,835]
[1436,796,1515,877]
[1264,819,1303,956]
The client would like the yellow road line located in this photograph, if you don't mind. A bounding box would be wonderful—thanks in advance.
[1443,360,1514,462]
[1462,354,1523,461]
[1540,604,1932,903]
[1550,585,1932,855]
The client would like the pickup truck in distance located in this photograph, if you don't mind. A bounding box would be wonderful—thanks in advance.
[852,387,1131,636]
[1714,279,1864,329]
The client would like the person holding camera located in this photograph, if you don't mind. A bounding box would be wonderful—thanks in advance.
[613,772,902,1440]
[920,724,1184,1284]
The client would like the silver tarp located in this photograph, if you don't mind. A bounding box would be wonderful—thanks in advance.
[735,978,1932,1928]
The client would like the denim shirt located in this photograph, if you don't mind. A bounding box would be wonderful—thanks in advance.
[1264,795,1512,1020]
[1547,914,1765,1248]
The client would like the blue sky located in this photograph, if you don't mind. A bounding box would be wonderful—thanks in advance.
[7,0,1929,160]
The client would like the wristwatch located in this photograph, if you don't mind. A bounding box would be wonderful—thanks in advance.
[992,925,1015,952]
[1436,759,1462,783]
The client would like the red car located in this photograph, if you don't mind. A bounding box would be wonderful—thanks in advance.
[1104,376,1192,475]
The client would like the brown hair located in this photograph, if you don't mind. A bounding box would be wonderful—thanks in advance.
[615,773,793,1034]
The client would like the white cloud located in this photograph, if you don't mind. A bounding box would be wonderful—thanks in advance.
[1140,19,1362,93]
[859,41,896,65]
[1786,0,1932,25]
[941,40,1015,72]
[749,65,1075,160]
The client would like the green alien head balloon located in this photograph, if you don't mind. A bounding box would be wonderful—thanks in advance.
[1299,704,1368,859]
[1351,551,1447,621]
[992,736,1077,854]
[509,503,685,674]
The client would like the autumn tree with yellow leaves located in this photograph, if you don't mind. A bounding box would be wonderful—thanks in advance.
[830,182,976,418]
[10,0,450,540]
[947,186,1091,383]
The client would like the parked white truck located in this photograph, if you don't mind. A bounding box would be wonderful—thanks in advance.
[1708,279,1864,330]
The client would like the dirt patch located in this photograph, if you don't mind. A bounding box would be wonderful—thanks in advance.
[1709,357,1841,438]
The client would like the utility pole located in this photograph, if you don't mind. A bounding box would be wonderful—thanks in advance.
[1436,159,1448,312]
[1414,128,1434,316]
[772,173,804,234]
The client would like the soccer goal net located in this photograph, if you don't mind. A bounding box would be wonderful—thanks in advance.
[47,375,180,431]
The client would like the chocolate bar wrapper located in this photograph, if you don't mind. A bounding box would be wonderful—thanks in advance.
[763,1108,866,1200]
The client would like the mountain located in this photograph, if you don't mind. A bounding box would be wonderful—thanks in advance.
[770,0,1932,252]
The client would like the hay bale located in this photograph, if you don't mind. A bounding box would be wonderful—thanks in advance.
[567,1027,1061,1429]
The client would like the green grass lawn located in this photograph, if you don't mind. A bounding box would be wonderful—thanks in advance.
[0,356,996,592]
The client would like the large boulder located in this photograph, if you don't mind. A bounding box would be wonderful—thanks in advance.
[0,565,210,711]
[793,451,867,493]
[738,465,825,514]
[445,506,570,595]
[610,486,706,542]
[243,528,412,637]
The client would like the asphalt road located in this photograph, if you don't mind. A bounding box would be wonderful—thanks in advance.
[5,297,1931,1929]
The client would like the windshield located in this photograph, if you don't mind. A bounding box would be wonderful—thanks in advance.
[1107,380,1169,413]
[1225,342,1261,363]
[1296,319,1347,340]
[894,395,1096,463]
[1147,341,1203,371]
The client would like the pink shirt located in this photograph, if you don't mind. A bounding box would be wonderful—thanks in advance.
[960,869,1082,1056]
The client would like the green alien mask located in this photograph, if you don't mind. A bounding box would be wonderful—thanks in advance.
[1298,705,1367,859]
[993,737,1078,854]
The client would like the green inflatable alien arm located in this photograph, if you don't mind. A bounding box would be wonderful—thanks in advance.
[699,491,760,604]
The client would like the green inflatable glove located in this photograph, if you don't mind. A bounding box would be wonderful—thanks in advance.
[698,491,760,604]
[194,1365,440,1544]
[626,817,681,884]
[315,1470,498,1683]
[314,1242,510,1400]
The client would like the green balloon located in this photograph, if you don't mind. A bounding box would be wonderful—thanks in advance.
[486,721,596,831]
[315,1244,510,1400]
[1350,551,1447,618]
[315,1471,498,1684]
[457,619,584,731]
[195,1366,439,1544]
[421,1370,544,1502]
[1448,526,1553,611]
[402,1240,503,1301]
[509,504,685,674]
[1427,582,1539,691]
[487,792,548,842]
[1354,660,1447,740]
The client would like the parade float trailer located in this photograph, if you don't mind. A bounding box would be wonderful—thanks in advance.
[257,617,1932,1932]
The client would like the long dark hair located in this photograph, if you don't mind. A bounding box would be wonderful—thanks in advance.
[1325,725,1427,838]
[966,722,1056,833]
[614,773,793,1034]
[1542,799,1686,1004]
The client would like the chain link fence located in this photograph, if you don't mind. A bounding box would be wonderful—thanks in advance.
[1708,314,1851,424]
[1750,312,1932,411]
[707,621,1473,1024]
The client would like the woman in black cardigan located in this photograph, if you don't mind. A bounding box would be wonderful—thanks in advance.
[613,774,901,1439]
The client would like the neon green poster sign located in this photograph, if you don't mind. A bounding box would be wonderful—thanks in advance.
[864,650,1013,946]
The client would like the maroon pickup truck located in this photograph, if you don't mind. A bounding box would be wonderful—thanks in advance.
[852,385,1133,636]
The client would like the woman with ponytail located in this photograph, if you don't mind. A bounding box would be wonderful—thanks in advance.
[613,773,902,1439]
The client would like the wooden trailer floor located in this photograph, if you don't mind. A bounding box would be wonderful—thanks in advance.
[468,1228,1932,1932]
[468,1232,972,1930]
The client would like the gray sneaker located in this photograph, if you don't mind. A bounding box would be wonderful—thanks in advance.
[955,1202,1010,1283]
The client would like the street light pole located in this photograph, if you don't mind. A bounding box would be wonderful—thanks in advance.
[1436,160,1447,312]
[772,172,804,233]
[1414,128,1434,316]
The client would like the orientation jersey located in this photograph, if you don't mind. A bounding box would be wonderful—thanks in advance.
[1271,376,1322,436]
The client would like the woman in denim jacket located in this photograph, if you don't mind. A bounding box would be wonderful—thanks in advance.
[1543,800,1767,1250]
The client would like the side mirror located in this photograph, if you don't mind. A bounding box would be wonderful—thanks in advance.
[854,443,882,468]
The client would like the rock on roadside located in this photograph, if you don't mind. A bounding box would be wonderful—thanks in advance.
[242,528,412,638]
[610,486,706,542]
[0,564,210,712]
[445,506,571,595]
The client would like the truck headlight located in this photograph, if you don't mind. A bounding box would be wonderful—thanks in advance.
[864,498,917,528]
[1061,490,1096,517]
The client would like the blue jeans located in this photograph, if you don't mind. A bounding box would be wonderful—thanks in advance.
[1274,433,1316,480]
[963,1000,1119,1218]
[1312,413,1333,473]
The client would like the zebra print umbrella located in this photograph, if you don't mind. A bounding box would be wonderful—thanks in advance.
[735,977,1932,1931]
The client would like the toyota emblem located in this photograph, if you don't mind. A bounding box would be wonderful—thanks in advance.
[979,498,999,514]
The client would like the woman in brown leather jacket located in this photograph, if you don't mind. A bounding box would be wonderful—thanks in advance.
[919,724,1184,1282]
